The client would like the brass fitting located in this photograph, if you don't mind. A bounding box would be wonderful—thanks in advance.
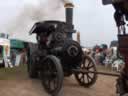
[64,2,74,8]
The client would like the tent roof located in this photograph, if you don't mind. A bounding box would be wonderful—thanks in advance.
[10,39,24,49]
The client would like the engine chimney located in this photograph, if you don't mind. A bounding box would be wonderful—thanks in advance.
[64,2,75,39]
[64,3,74,25]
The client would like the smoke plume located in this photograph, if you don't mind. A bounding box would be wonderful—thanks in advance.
[6,0,73,42]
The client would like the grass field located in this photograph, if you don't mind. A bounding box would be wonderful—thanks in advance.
[0,64,119,80]
[0,64,27,80]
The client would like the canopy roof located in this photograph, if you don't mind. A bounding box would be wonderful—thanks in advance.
[10,39,25,49]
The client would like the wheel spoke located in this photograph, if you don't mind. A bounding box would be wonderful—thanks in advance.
[79,73,83,80]
[48,76,57,92]
[51,81,55,91]
[83,74,88,84]
[87,60,91,67]
[84,58,91,68]
[48,78,51,90]
[88,64,94,69]
[79,74,82,80]
[53,78,57,89]
[84,59,89,67]
[87,74,93,80]
[82,62,86,68]
[81,75,84,82]
[81,63,84,68]
[87,74,90,83]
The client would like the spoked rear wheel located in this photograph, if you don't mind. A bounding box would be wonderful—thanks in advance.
[74,55,97,87]
[40,55,63,96]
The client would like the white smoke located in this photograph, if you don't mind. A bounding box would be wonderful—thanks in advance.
[64,0,73,4]
[6,0,73,42]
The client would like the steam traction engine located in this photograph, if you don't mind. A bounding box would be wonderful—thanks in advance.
[102,0,128,96]
[27,3,97,96]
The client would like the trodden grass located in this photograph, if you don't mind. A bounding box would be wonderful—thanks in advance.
[0,64,119,80]
[0,64,28,80]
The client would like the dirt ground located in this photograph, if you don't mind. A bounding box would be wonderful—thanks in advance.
[0,65,118,96]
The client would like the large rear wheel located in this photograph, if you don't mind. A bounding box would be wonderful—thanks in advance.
[40,55,64,96]
[74,55,97,87]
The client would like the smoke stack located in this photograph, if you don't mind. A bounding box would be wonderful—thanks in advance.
[64,2,74,25]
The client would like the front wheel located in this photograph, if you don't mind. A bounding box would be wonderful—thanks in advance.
[40,55,64,96]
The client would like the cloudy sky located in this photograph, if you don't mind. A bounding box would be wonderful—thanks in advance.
[0,0,117,47]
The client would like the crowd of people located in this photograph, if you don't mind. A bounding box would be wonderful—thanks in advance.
[10,48,27,67]
[85,44,125,71]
